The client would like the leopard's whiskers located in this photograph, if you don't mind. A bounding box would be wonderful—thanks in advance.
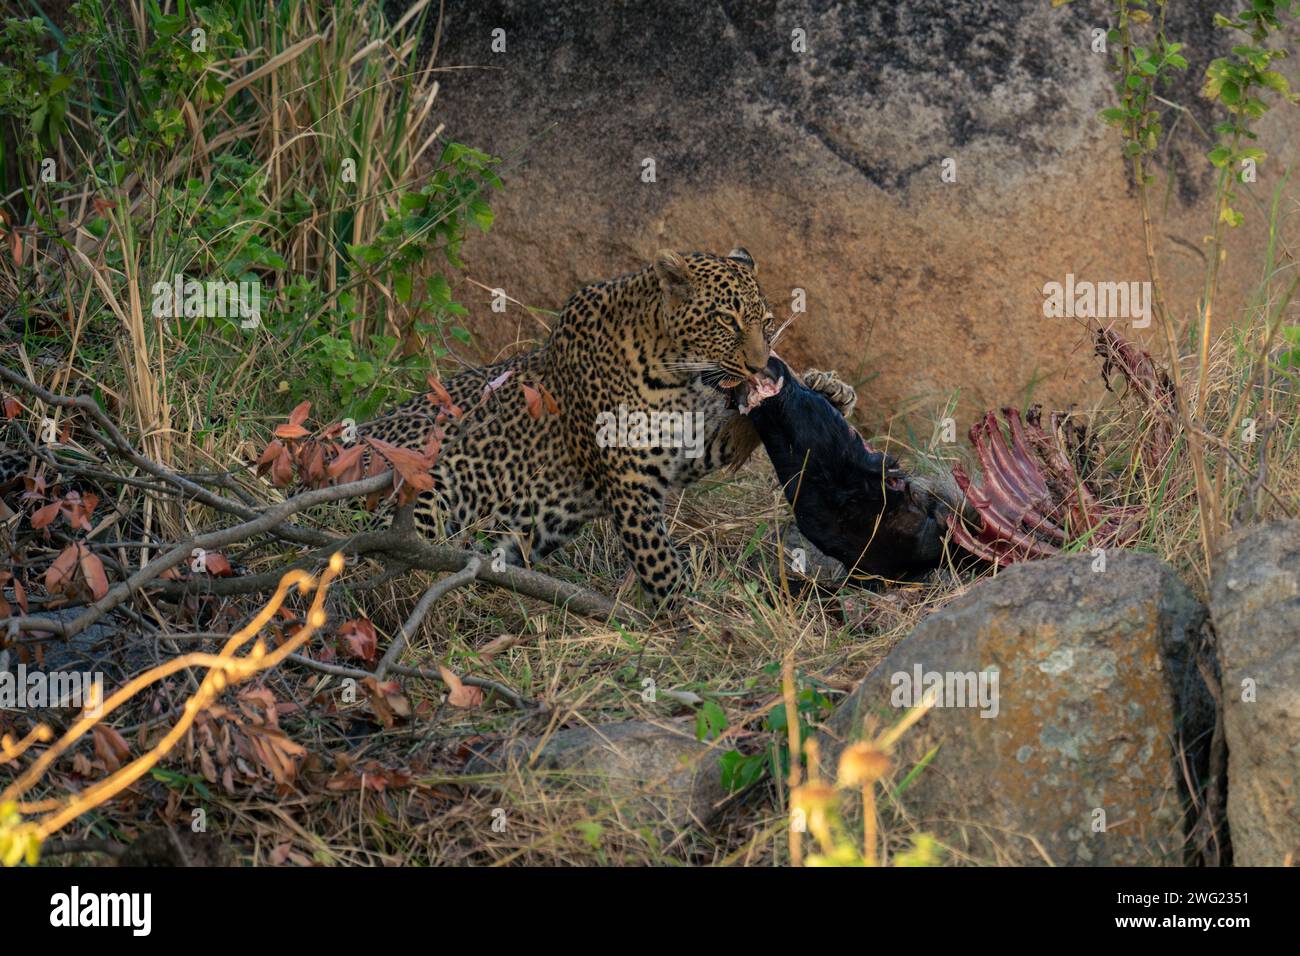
[770,312,800,348]
[657,360,718,373]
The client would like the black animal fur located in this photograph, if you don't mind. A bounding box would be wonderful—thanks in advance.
[744,357,949,580]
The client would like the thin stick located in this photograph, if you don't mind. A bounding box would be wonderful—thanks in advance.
[286,649,535,710]
[375,555,481,678]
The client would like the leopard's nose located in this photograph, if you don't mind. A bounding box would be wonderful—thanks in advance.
[744,361,766,374]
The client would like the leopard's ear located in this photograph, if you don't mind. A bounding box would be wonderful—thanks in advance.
[653,250,692,308]
[727,246,755,273]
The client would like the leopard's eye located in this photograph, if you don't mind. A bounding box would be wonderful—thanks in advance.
[716,311,743,333]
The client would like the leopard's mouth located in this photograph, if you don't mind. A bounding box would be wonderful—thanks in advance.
[717,361,784,414]
[738,368,783,414]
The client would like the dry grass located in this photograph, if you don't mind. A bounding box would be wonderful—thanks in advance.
[3,0,1298,868]
[7,311,1298,866]
[8,443,959,867]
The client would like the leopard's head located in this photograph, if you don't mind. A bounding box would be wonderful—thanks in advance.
[652,247,775,390]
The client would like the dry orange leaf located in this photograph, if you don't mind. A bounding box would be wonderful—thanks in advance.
[202,551,234,577]
[78,548,109,600]
[337,617,378,663]
[521,383,543,420]
[478,633,522,660]
[439,665,484,708]
[92,724,131,773]
[44,544,81,593]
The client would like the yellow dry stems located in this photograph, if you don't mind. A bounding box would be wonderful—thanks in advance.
[791,694,936,867]
[0,552,346,865]
[780,651,803,867]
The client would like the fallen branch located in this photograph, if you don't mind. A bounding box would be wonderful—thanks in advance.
[375,555,482,678]
[286,651,538,711]
[0,368,645,639]
[138,527,644,625]
[1,472,394,641]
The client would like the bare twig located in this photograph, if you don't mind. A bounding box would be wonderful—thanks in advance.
[1,472,394,641]
[375,555,481,678]
[286,650,537,710]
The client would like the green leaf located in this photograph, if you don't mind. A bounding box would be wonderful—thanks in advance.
[346,243,384,265]
[720,750,766,792]
[739,520,769,561]
[1259,70,1290,94]
[399,192,428,212]
[468,198,494,232]
[892,744,941,799]
[574,821,603,848]
[426,273,452,307]
[695,699,728,741]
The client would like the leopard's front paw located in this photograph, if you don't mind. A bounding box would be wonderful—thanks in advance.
[803,369,857,418]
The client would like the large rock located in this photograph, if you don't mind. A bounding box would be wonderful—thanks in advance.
[818,551,1211,865]
[425,1,1295,427]
[1210,521,1300,866]
[463,720,726,829]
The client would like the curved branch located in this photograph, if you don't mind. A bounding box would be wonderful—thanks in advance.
[375,555,481,679]
[286,651,538,711]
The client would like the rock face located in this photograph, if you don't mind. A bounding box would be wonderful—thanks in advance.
[463,720,726,828]
[1210,521,1300,866]
[818,551,1211,865]
[426,1,1295,428]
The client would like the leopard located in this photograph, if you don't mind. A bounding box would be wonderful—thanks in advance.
[0,246,862,608]
[357,247,780,605]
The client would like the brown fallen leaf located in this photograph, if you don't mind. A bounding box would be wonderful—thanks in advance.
[522,383,543,420]
[268,842,293,865]
[439,665,484,708]
[202,551,234,577]
[44,543,81,594]
[78,548,109,600]
[29,500,61,530]
[478,632,523,660]
[337,617,378,664]
[92,724,131,773]
[362,677,412,728]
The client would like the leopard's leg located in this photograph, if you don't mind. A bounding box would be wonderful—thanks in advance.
[609,479,684,606]
[802,369,857,418]
[406,487,527,570]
